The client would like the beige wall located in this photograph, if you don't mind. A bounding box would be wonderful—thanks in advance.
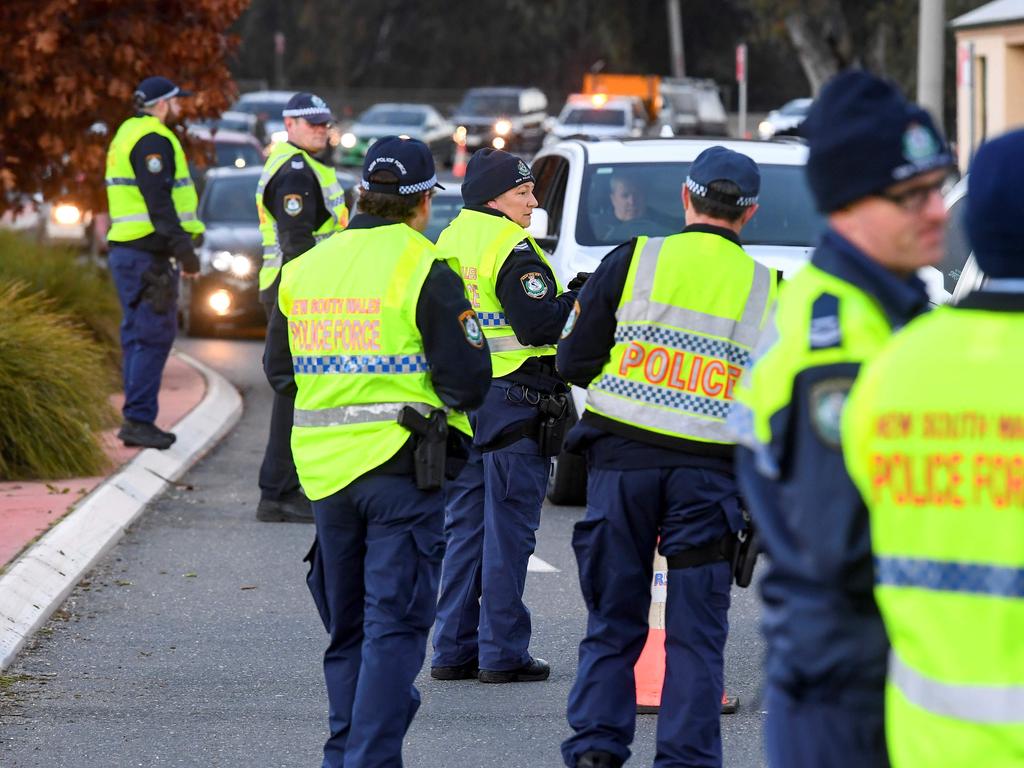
[956,22,1024,170]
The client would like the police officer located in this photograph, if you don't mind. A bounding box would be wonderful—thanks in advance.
[105,76,203,450]
[843,129,1024,767]
[255,92,349,523]
[430,149,580,683]
[263,136,490,768]
[728,71,953,767]
[559,147,775,768]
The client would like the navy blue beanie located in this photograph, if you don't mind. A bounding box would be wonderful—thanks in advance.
[462,149,535,206]
[802,70,952,213]
[967,129,1024,278]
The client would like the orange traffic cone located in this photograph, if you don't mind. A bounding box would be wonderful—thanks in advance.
[452,141,469,179]
[634,552,739,715]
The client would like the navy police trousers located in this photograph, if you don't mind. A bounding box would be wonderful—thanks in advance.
[432,381,550,671]
[258,299,301,501]
[108,246,178,424]
[562,465,737,768]
[305,473,444,768]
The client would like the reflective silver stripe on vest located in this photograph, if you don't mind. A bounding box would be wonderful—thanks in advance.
[263,255,282,269]
[110,213,152,224]
[617,237,773,347]
[487,336,551,353]
[105,177,138,187]
[314,232,333,243]
[889,651,1024,724]
[179,211,199,222]
[172,178,194,188]
[294,401,433,428]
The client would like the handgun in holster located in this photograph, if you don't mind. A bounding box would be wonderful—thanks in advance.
[397,406,448,490]
[536,392,571,457]
[730,511,760,588]
[134,265,176,314]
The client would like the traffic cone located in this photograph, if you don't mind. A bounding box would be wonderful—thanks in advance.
[634,551,739,715]
[452,141,469,179]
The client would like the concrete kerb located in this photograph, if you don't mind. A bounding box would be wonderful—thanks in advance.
[0,350,243,670]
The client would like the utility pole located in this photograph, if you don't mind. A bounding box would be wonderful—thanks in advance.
[917,0,945,124]
[667,0,686,78]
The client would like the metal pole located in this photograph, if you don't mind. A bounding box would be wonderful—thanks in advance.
[916,0,945,124]
[667,0,686,78]
[967,41,976,166]
[737,44,748,138]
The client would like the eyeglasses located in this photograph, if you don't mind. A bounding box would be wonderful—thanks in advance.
[877,177,947,213]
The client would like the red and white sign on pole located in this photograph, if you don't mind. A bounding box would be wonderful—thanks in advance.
[957,41,973,87]
[736,43,748,137]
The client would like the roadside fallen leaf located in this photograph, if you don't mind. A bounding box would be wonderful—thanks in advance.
[183,572,197,578]
[240,585,257,591]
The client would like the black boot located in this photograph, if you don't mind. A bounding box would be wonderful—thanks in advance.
[577,750,623,768]
[430,661,479,680]
[118,420,176,450]
[256,492,313,523]
[478,656,550,683]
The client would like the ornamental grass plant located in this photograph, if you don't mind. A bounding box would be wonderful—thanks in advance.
[0,231,121,363]
[0,282,117,479]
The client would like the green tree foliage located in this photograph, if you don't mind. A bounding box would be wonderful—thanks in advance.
[0,0,250,214]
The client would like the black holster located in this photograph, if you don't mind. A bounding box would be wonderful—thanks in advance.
[132,263,176,314]
[397,407,448,490]
[731,523,760,588]
[536,391,571,457]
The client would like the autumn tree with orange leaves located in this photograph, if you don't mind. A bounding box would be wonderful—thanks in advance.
[0,0,250,216]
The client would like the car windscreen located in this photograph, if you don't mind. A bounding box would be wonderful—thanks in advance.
[360,109,426,127]
[458,94,519,116]
[939,193,971,294]
[424,193,463,243]
[200,175,259,224]
[214,142,264,169]
[561,108,627,127]
[577,162,826,248]
[780,100,811,116]
[234,100,287,119]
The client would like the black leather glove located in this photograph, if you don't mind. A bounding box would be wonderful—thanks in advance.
[567,271,591,291]
[175,243,200,275]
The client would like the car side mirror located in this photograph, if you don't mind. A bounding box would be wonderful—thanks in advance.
[527,207,550,239]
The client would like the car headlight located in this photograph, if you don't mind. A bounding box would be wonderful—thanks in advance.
[229,254,252,277]
[210,250,234,272]
[492,136,506,150]
[270,129,288,144]
[340,132,357,149]
[758,120,775,139]
[52,203,82,226]
[494,119,512,137]
[453,125,467,144]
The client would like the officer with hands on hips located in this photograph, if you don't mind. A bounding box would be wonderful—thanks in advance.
[431,148,582,684]
[843,128,1024,768]
[559,147,776,768]
[105,76,203,450]
[255,91,349,523]
[263,136,491,768]
[728,70,953,768]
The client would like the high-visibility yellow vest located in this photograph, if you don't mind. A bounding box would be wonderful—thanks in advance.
[257,142,349,292]
[105,115,204,243]
[843,305,1024,767]
[279,223,471,500]
[437,208,563,378]
[586,233,776,445]
[729,262,897,476]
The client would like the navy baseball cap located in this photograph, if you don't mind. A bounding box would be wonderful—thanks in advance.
[134,76,192,107]
[803,70,953,212]
[685,146,760,207]
[462,149,535,206]
[282,92,334,125]
[967,128,1024,278]
[361,136,445,196]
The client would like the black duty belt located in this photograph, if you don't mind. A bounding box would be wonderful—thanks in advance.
[665,534,737,570]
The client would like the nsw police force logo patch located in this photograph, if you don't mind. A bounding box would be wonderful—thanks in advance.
[520,272,548,299]
[284,194,303,216]
[459,310,484,349]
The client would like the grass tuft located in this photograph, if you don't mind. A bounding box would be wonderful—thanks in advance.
[0,282,117,479]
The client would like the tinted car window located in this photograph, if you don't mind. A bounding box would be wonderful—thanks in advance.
[577,162,825,247]
[200,175,259,224]
[940,194,971,294]
[561,108,628,127]
[360,108,427,127]
[424,191,463,242]
[233,100,288,119]
[214,141,264,169]
[459,94,519,116]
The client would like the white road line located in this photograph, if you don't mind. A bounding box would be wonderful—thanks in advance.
[527,555,560,573]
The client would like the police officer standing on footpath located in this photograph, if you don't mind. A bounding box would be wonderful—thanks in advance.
[105,76,203,450]
[558,147,775,768]
[263,136,490,768]
[255,92,349,523]
[728,71,952,768]
[430,149,581,683]
[843,129,1024,767]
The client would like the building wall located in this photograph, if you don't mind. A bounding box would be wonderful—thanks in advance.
[955,21,1024,170]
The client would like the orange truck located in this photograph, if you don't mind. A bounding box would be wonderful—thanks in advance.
[582,73,662,121]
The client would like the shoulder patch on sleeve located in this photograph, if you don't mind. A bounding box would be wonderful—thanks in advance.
[459,309,485,349]
[290,159,306,169]
[513,239,531,252]
[520,272,549,300]
[809,293,842,349]
[283,193,304,217]
[809,377,854,449]
[145,154,163,174]
[561,300,580,338]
